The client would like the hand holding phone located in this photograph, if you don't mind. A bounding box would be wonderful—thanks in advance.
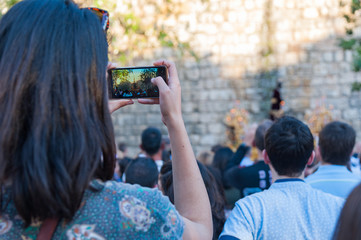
[107,62,134,113]
[108,66,168,99]
[138,60,182,127]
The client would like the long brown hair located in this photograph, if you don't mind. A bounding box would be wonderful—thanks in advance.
[333,183,361,240]
[159,161,226,240]
[0,0,115,226]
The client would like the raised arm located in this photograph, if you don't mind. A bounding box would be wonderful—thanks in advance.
[138,60,213,240]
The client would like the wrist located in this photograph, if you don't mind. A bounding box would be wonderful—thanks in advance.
[165,115,184,129]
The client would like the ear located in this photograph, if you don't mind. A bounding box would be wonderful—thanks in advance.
[140,144,144,151]
[307,151,315,166]
[160,142,165,150]
[263,150,270,165]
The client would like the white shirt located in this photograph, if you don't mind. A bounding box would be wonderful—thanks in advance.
[220,179,344,240]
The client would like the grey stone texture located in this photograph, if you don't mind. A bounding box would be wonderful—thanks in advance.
[113,0,361,156]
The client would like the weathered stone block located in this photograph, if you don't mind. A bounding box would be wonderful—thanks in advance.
[323,52,333,62]
[343,109,359,120]
[186,67,201,81]
[200,134,219,146]
[208,123,225,134]
[183,113,200,123]
[303,8,319,19]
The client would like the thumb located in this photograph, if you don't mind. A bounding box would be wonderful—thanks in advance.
[152,77,169,92]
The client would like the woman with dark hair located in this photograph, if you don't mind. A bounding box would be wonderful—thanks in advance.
[0,0,212,239]
[333,183,361,240]
[213,147,234,172]
[211,147,234,194]
[159,161,226,240]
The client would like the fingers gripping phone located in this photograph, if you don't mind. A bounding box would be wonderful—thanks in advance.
[108,66,168,99]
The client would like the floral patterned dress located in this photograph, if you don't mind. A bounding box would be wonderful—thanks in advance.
[0,180,184,239]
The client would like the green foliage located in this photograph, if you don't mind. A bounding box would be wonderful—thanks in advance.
[85,0,200,65]
[339,0,361,91]
[112,69,130,82]
[0,0,21,18]
[138,69,156,90]
[117,80,131,92]
[346,28,354,35]
[351,0,361,13]
[121,13,142,34]
[353,54,361,71]
[339,39,357,49]
[343,14,352,23]
[5,0,21,6]
[112,69,132,91]
[352,81,361,91]
[1,0,199,65]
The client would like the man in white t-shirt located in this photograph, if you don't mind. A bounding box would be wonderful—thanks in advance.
[220,117,344,240]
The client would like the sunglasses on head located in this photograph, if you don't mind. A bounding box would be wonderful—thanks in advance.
[85,7,109,31]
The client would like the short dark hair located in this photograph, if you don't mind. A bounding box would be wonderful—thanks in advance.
[0,0,112,226]
[117,157,132,177]
[117,142,127,152]
[254,120,273,151]
[319,121,356,165]
[125,158,159,188]
[265,116,314,177]
[141,127,162,156]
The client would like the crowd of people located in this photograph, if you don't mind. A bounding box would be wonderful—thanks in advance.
[115,118,361,239]
[1,0,361,239]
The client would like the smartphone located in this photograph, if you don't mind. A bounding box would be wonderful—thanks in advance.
[108,66,168,99]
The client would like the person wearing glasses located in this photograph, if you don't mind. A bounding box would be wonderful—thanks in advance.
[0,0,212,239]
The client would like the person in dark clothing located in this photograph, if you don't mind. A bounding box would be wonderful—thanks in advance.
[224,120,273,198]
[269,82,284,120]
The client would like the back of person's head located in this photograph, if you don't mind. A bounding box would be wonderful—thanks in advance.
[319,121,356,166]
[254,120,273,151]
[159,161,226,240]
[118,142,128,153]
[211,144,223,153]
[197,150,214,166]
[0,0,113,226]
[212,147,233,171]
[125,158,159,188]
[333,183,361,240]
[141,127,162,156]
[159,161,174,203]
[265,116,314,177]
[118,157,132,178]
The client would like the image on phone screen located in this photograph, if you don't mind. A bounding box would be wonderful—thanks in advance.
[109,66,167,99]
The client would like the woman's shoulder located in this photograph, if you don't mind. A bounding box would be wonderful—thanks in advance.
[90,180,174,209]
[66,180,185,239]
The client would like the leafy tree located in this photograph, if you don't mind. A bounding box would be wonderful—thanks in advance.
[112,69,132,92]
[1,0,199,65]
[117,80,131,92]
[339,0,361,91]
[112,69,130,83]
[0,0,21,18]
[136,69,156,91]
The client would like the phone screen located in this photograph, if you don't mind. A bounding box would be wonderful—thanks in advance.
[109,66,168,99]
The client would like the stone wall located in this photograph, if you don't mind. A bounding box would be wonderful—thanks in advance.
[112,0,361,156]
